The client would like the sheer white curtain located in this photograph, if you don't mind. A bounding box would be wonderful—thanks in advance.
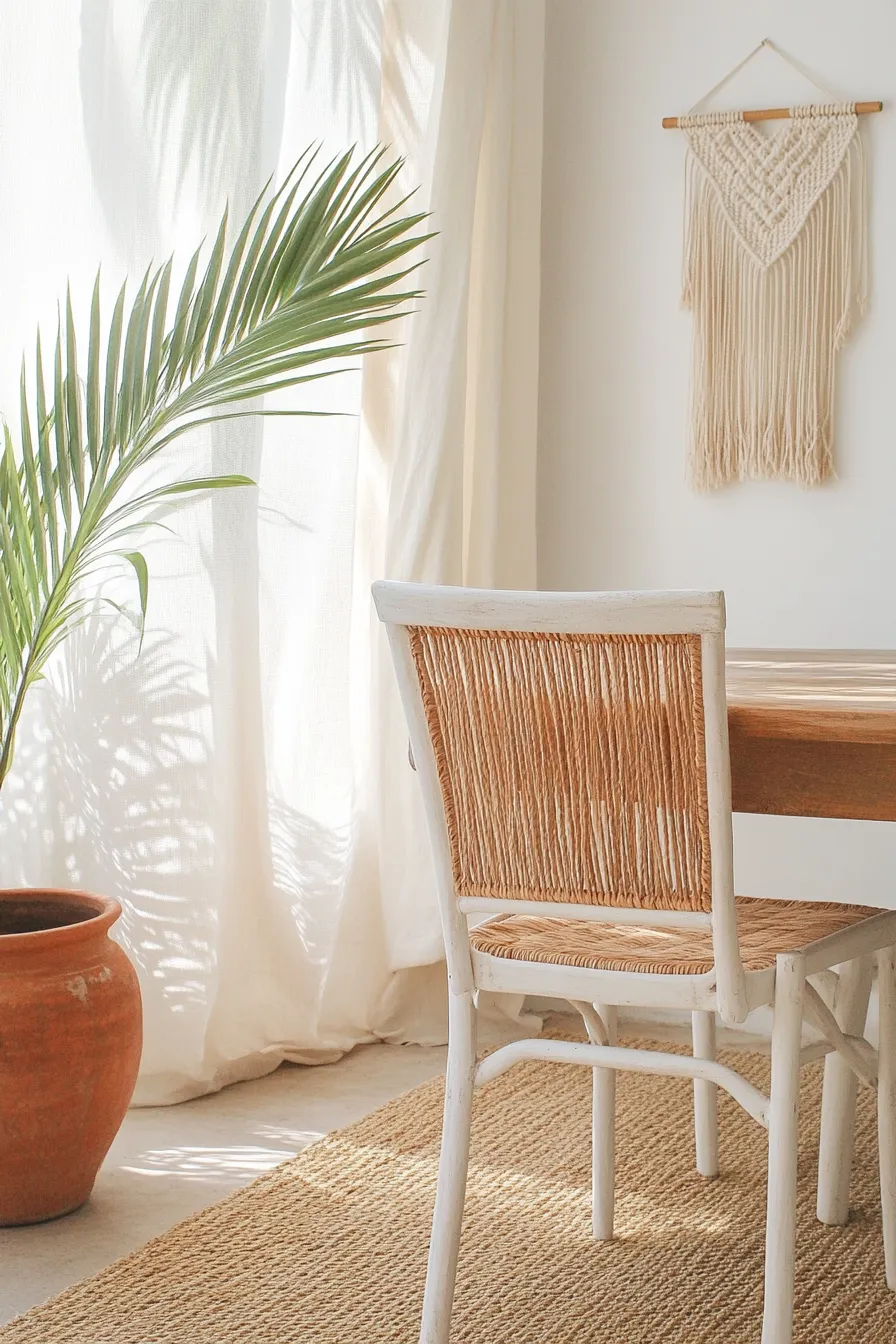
[0,0,544,1104]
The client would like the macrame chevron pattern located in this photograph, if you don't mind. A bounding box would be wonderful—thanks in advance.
[680,104,867,488]
[680,106,858,267]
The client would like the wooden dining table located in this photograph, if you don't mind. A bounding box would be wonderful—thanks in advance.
[726,650,896,822]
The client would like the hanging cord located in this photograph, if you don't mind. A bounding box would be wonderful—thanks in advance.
[687,37,769,114]
[686,36,845,116]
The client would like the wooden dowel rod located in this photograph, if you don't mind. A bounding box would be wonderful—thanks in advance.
[663,100,882,129]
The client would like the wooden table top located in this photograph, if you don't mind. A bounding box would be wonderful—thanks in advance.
[726,649,896,745]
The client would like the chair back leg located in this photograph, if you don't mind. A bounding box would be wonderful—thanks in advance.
[692,1009,719,1178]
[876,947,896,1291]
[420,991,477,1344]
[816,955,873,1225]
[591,1003,618,1239]
[762,953,806,1344]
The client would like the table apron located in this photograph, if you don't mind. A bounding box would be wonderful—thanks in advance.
[729,731,896,822]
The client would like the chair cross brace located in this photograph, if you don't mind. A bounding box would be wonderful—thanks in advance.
[803,981,878,1090]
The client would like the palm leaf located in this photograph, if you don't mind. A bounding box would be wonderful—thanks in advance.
[34,333,60,576]
[0,146,428,788]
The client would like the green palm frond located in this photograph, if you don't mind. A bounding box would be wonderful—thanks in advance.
[0,146,430,788]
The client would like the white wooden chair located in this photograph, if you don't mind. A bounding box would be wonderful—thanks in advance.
[374,582,896,1344]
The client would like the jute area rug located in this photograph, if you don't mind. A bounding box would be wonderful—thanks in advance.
[2,1021,894,1343]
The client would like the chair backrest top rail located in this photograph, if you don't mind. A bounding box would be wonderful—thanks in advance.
[372,581,725,636]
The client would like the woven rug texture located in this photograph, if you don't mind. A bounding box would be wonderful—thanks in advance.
[2,1024,894,1343]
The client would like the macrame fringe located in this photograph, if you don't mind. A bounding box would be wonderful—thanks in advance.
[683,133,866,490]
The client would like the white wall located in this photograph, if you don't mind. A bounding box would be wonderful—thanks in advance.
[538,1,896,907]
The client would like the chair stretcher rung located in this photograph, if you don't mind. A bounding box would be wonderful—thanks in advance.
[474,1038,770,1127]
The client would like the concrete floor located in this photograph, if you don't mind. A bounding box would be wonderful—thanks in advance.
[0,1040,450,1327]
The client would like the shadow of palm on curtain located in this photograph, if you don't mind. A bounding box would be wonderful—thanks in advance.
[0,0,544,1103]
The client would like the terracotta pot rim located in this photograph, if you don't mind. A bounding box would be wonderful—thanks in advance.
[0,888,121,950]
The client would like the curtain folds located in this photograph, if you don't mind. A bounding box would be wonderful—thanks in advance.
[0,0,544,1104]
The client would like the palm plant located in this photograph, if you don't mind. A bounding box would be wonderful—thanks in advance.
[0,146,429,791]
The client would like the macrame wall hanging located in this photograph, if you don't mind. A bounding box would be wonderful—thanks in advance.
[665,40,881,489]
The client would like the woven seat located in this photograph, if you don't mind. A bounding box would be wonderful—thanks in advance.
[469,897,880,977]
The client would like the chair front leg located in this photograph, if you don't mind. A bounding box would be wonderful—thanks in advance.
[762,952,806,1344]
[816,955,872,1225]
[419,990,477,1344]
[692,1009,719,1178]
[877,947,896,1290]
[592,1003,617,1240]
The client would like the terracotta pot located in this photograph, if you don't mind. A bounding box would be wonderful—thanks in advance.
[0,888,142,1225]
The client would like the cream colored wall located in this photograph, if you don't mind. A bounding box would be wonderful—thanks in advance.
[537,1,896,907]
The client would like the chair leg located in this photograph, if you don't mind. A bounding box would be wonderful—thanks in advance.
[876,947,896,1290]
[692,1009,719,1178]
[762,952,806,1344]
[419,990,477,1344]
[816,956,872,1225]
[592,1003,617,1240]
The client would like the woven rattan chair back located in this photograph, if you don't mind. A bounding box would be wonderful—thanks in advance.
[408,625,711,914]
